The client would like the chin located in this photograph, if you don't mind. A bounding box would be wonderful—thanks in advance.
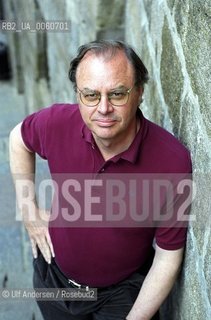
[93,130,116,140]
[95,133,115,140]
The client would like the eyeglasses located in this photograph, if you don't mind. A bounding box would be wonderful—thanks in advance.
[77,86,134,107]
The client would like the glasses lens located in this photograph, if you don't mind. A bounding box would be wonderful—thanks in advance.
[80,92,100,106]
[109,91,129,106]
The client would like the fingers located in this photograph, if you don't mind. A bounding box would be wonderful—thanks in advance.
[30,238,38,259]
[46,232,55,258]
[36,235,52,264]
[30,231,55,264]
[26,209,55,264]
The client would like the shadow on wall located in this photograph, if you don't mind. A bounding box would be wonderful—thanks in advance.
[0,0,12,81]
[0,33,12,80]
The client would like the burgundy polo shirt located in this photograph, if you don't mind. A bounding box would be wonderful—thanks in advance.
[21,104,192,287]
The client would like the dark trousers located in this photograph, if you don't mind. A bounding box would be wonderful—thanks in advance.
[33,253,160,320]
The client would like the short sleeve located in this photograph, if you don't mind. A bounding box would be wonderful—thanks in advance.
[155,170,192,250]
[21,107,51,159]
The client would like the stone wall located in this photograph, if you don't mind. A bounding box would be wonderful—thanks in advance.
[2,0,125,113]
[2,0,211,319]
[125,1,211,319]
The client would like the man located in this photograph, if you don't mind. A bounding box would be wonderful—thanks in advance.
[9,40,192,320]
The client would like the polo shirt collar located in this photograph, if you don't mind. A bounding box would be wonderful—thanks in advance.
[81,109,148,164]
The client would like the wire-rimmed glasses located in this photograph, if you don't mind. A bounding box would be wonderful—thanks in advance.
[77,86,134,107]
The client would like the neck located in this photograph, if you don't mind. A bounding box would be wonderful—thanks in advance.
[93,117,140,161]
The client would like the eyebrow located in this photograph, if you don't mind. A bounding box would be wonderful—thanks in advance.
[109,86,128,92]
[81,88,98,93]
[81,85,128,93]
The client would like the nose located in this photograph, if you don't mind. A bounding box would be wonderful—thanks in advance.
[97,95,114,114]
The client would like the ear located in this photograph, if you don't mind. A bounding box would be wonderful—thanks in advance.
[76,90,80,104]
[138,86,144,104]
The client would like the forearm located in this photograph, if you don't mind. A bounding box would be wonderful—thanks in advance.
[126,246,184,320]
[9,123,54,262]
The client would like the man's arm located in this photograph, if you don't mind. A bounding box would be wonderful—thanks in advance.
[9,123,54,264]
[126,244,184,320]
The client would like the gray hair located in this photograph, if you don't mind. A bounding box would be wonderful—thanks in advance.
[68,40,149,91]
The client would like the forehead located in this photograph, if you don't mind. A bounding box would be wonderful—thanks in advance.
[76,50,135,88]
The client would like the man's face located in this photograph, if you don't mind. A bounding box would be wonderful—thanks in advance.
[76,50,143,146]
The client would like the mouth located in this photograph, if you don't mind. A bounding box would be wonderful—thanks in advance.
[93,119,117,127]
